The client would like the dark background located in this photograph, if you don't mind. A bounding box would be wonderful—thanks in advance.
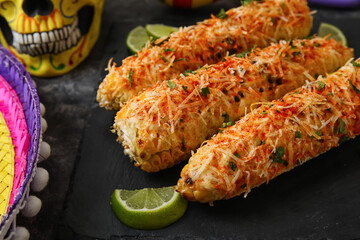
[17,0,360,239]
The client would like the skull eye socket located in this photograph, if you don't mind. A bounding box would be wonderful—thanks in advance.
[22,0,54,17]
[0,15,13,45]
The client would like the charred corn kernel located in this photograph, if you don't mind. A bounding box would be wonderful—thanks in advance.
[114,37,353,172]
[177,59,360,203]
[97,0,313,110]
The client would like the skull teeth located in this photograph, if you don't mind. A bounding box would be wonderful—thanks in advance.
[11,17,81,56]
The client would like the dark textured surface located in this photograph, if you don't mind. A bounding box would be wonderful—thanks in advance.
[17,0,360,239]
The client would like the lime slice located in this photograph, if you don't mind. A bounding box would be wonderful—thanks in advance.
[318,22,347,46]
[111,186,188,230]
[145,24,179,39]
[126,26,150,54]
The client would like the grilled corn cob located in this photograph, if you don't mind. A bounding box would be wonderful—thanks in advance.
[114,37,353,172]
[177,59,360,203]
[97,0,313,110]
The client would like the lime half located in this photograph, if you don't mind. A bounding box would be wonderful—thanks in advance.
[318,22,347,46]
[111,186,188,230]
[126,26,150,54]
[145,24,179,39]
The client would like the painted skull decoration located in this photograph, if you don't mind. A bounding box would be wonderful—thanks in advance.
[0,0,105,77]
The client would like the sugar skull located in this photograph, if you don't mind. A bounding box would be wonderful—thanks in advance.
[0,0,105,77]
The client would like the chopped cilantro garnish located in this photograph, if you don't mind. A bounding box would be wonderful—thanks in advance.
[241,0,263,5]
[295,90,300,94]
[301,41,305,46]
[271,146,288,166]
[339,136,350,144]
[167,80,176,89]
[292,51,301,57]
[261,110,267,114]
[339,118,346,134]
[164,48,175,52]
[352,62,360,67]
[200,87,210,97]
[315,131,322,136]
[327,92,334,96]
[161,56,167,62]
[236,44,257,58]
[184,69,194,76]
[182,85,188,92]
[225,121,235,127]
[128,68,133,87]
[317,81,325,90]
[281,2,285,8]
[270,17,276,23]
[229,161,237,171]
[314,43,321,47]
[222,112,230,122]
[295,131,302,138]
[234,153,240,158]
[240,183,247,189]
[174,58,188,62]
[349,79,360,93]
[260,140,265,145]
[216,8,228,19]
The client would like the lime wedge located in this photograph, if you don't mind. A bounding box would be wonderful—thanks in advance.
[145,24,179,39]
[318,22,347,46]
[126,26,150,54]
[111,186,188,230]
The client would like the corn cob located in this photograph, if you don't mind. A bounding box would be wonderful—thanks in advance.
[176,59,360,203]
[97,0,313,110]
[114,37,353,172]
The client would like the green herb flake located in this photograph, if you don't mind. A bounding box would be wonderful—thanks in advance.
[128,68,134,87]
[164,48,175,52]
[222,112,230,123]
[352,62,360,67]
[281,2,285,8]
[229,161,237,171]
[161,56,167,62]
[339,118,346,134]
[271,17,276,24]
[260,140,265,145]
[167,80,176,89]
[339,136,350,144]
[315,131,322,136]
[292,51,301,57]
[295,90,300,94]
[301,41,305,46]
[295,131,302,138]
[182,85,188,92]
[349,79,360,93]
[200,87,210,97]
[240,183,247,189]
[271,146,288,166]
[226,121,235,127]
[327,92,334,97]
[261,110,267,114]
[317,81,325,90]
[184,69,194,76]
[234,153,240,158]
[314,43,321,47]
[174,58,189,62]
[236,45,256,58]
[216,8,228,19]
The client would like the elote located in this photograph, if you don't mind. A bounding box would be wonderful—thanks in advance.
[177,59,360,203]
[114,37,353,172]
[97,0,313,110]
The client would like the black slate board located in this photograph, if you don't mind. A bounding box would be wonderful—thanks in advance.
[61,1,360,239]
